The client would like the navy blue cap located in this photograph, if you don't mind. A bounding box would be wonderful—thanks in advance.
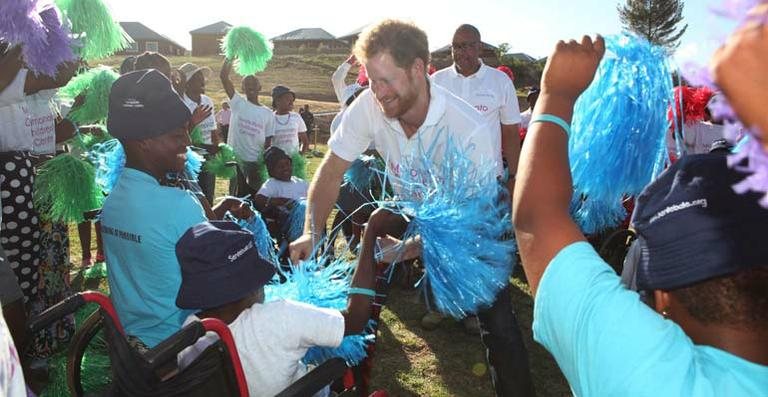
[107,69,191,141]
[271,85,295,107]
[631,153,768,291]
[175,221,275,310]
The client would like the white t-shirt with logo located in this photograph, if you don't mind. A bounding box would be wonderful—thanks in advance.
[226,93,275,161]
[257,177,309,200]
[0,69,33,152]
[178,300,344,397]
[431,62,521,166]
[272,112,306,155]
[26,89,58,155]
[183,94,216,144]
[329,81,499,197]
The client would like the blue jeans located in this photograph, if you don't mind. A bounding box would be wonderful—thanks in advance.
[477,285,536,397]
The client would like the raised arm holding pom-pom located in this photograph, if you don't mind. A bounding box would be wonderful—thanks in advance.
[513,35,604,295]
[710,4,768,143]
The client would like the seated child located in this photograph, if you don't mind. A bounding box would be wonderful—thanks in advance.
[175,221,378,397]
[252,146,309,239]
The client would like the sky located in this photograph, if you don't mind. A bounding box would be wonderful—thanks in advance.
[109,0,736,65]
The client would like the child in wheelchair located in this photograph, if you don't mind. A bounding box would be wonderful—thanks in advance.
[174,220,378,397]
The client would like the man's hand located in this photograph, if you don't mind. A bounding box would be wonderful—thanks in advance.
[289,233,315,263]
[346,54,357,65]
[191,105,212,127]
[541,35,605,103]
[212,197,252,220]
[710,4,768,142]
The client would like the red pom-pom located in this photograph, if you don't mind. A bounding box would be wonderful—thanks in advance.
[428,63,437,75]
[497,65,514,81]
[669,86,715,125]
[357,63,369,86]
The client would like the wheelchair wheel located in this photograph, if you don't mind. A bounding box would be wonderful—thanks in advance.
[598,228,637,275]
[67,310,111,397]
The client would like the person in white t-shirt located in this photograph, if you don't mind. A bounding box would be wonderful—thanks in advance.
[252,147,308,239]
[431,24,522,183]
[220,59,275,195]
[175,220,383,397]
[179,63,221,203]
[289,20,532,397]
[269,85,308,156]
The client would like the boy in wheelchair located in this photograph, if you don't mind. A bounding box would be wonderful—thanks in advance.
[252,146,309,242]
[174,220,378,397]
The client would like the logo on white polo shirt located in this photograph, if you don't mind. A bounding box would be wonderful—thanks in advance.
[228,241,254,262]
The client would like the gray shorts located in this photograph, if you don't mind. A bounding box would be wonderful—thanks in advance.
[0,246,23,306]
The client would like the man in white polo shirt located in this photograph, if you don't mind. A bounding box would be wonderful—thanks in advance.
[220,59,275,194]
[431,24,522,183]
[430,23,523,335]
[289,19,534,397]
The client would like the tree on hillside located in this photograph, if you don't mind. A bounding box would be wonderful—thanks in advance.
[618,0,688,51]
[495,42,510,60]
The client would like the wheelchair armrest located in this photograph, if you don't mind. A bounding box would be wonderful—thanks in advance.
[144,321,207,370]
[28,293,85,334]
[274,358,347,397]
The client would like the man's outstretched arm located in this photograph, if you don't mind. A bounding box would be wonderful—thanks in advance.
[513,35,605,296]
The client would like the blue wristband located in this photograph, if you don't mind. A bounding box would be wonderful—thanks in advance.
[348,287,376,298]
[530,114,571,136]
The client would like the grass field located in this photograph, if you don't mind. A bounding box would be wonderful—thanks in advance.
[68,143,571,396]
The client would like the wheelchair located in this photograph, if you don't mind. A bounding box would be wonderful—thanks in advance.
[28,291,347,397]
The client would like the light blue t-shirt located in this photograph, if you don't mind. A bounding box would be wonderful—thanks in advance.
[101,168,206,347]
[534,241,768,397]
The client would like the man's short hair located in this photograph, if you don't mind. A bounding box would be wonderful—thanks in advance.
[455,24,481,40]
[354,20,430,69]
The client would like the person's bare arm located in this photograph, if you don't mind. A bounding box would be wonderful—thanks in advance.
[501,122,521,201]
[710,4,768,144]
[289,152,350,262]
[220,58,236,100]
[264,136,272,148]
[25,60,79,95]
[55,118,76,143]
[513,35,605,296]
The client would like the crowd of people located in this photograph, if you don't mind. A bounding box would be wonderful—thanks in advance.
[1,3,768,396]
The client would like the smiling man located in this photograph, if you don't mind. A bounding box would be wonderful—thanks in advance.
[289,19,533,397]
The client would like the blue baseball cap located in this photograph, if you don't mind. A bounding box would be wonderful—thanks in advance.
[631,153,768,291]
[175,221,275,310]
[107,69,191,141]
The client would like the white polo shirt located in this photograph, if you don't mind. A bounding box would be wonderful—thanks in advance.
[226,93,275,162]
[329,81,499,197]
[431,62,521,165]
[183,94,216,144]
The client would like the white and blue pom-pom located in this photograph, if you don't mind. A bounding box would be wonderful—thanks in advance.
[232,212,278,266]
[343,155,385,195]
[569,34,675,234]
[265,258,374,366]
[382,137,515,318]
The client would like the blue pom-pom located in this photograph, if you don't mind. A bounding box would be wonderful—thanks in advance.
[265,258,374,366]
[343,155,385,195]
[285,199,307,242]
[569,34,674,234]
[381,137,515,318]
[184,148,205,181]
[232,212,278,265]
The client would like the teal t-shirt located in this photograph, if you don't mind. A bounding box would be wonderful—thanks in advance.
[101,168,206,347]
[534,241,768,397]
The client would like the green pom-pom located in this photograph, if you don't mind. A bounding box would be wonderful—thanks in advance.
[221,26,273,76]
[203,144,239,179]
[34,154,104,223]
[258,160,269,182]
[292,152,307,180]
[59,66,119,124]
[55,0,129,59]
[84,261,107,280]
[189,125,204,146]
